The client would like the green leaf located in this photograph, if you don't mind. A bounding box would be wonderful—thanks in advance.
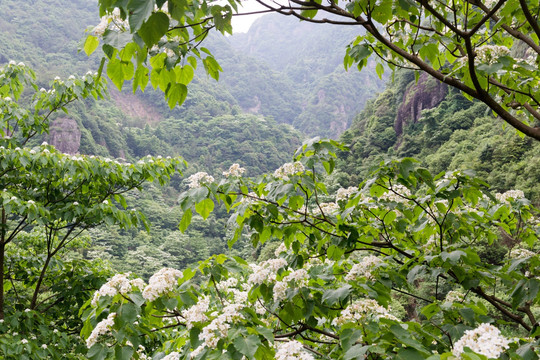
[396,348,425,360]
[138,12,170,47]
[234,335,261,358]
[344,344,369,360]
[107,59,125,90]
[167,83,187,108]
[114,346,134,360]
[179,208,192,233]
[195,198,214,220]
[84,35,99,56]
[375,62,384,79]
[128,0,155,31]
[322,285,352,306]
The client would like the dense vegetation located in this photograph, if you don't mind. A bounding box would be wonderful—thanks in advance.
[1,0,540,359]
[338,71,540,204]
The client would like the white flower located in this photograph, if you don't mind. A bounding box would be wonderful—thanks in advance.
[223,163,246,177]
[332,299,398,326]
[495,190,525,203]
[27,200,35,205]
[379,184,411,202]
[91,273,146,307]
[345,255,382,281]
[86,313,116,348]
[248,258,288,286]
[313,202,340,215]
[54,76,61,81]
[4,97,12,102]
[17,62,25,67]
[274,161,305,180]
[24,308,31,312]
[445,290,465,304]
[142,268,183,302]
[182,296,210,329]
[275,340,314,360]
[41,142,48,146]
[41,344,47,349]
[187,172,214,188]
[162,352,181,360]
[509,247,536,259]
[21,339,28,344]
[73,202,79,206]
[336,186,357,201]
[452,323,510,359]
[8,60,16,65]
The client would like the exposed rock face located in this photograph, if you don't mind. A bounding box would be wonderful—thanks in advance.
[48,117,81,154]
[395,73,447,136]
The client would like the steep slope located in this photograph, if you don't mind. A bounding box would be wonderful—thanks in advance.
[228,15,386,138]
[337,70,540,203]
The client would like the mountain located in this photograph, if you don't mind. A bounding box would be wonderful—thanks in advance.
[337,70,540,203]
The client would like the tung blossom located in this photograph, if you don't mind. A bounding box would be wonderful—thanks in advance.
[452,323,510,359]
[86,313,116,348]
[142,267,183,302]
[223,163,245,177]
[273,161,305,180]
[275,340,314,360]
[332,299,398,326]
[187,172,214,189]
[345,255,382,281]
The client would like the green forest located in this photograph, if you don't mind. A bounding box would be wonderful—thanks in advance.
[1,0,540,359]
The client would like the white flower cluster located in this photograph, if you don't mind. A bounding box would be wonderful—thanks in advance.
[275,340,314,360]
[273,269,309,302]
[509,247,536,259]
[187,172,215,189]
[161,352,181,360]
[142,268,183,302]
[240,192,260,205]
[379,184,411,203]
[495,190,525,203]
[475,45,510,65]
[332,299,398,326]
[86,313,116,348]
[345,255,382,281]
[444,290,465,304]
[91,273,145,306]
[93,7,129,36]
[274,242,288,256]
[336,186,357,202]
[248,258,288,285]
[223,163,245,177]
[216,277,238,292]
[182,296,210,329]
[273,161,305,180]
[191,303,245,357]
[313,202,340,216]
[452,323,510,359]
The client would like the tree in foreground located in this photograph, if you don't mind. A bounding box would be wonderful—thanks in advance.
[0,62,185,358]
[83,139,540,359]
[85,0,540,140]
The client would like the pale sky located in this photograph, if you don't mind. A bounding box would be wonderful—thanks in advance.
[230,0,270,33]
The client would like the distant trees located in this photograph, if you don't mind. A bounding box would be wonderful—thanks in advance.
[87,0,540,140]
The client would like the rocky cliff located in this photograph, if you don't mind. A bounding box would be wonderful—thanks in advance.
[394,73,447,137]
[48,117,81,155]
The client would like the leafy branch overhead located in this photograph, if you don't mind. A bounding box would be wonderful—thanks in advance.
[88,0,540,140]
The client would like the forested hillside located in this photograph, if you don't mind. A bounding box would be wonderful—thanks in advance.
[2,0,540,359]
[337,70,540,203]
